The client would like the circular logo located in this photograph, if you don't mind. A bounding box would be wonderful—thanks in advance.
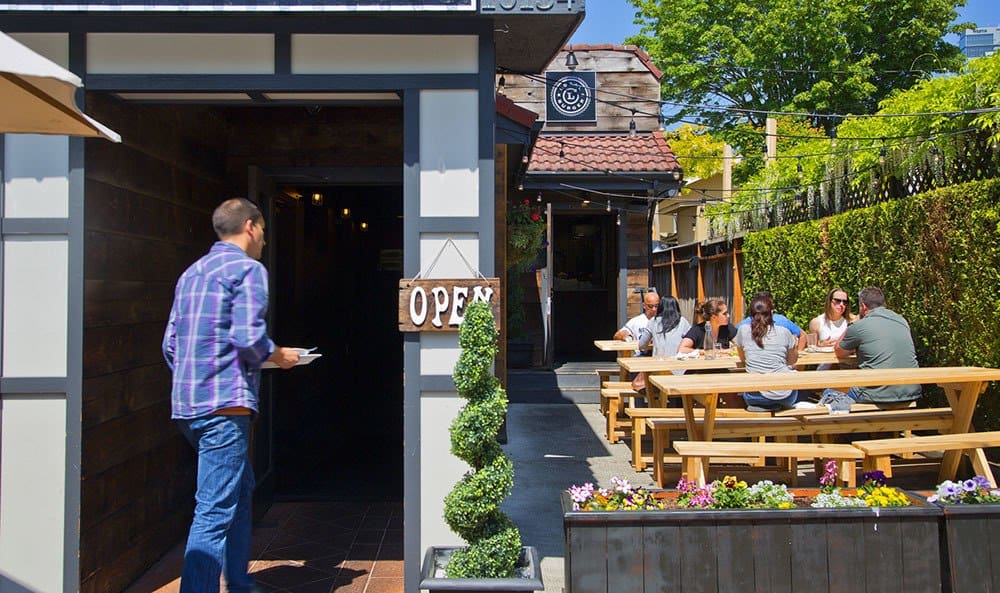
[550,75,592,117]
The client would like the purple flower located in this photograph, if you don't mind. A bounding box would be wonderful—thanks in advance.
[568,482,595,503]
[963,479,979,493]
[973,476,991,490]
[862,471,887,486]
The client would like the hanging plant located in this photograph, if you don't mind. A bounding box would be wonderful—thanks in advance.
[507,198,546,270]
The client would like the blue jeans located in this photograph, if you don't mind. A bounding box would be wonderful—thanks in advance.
[177,415,256,593]
[742,390,799,410]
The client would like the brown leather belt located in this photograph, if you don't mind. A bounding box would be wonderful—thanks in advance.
[213,406,252,416]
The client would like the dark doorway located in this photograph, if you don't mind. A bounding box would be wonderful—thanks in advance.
[268,184,404,501]
[551,211,617,360]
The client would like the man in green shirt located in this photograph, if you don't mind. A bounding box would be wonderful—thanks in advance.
[827,286,921,408]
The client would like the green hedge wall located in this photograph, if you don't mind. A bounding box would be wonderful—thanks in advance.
[743,178,1000,430]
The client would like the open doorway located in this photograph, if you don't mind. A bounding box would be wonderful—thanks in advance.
[267,183,404,501]
[551,210,617,361]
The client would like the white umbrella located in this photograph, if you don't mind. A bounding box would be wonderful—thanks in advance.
[0,32,121,142]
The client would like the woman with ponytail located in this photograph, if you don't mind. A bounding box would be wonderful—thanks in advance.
[733,293,800,411]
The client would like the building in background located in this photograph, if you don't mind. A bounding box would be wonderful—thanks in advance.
[503,45,684,364]
[959,26,1000,58]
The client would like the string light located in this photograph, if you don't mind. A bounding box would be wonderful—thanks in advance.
[536,191,542,203]
[497,75,505,96]
[606,199,611,212]
[629,110,637,136]
[559,142,565,158]
[616,212,622,226]
[582,199,590,206]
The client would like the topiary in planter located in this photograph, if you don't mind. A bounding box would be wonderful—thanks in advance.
[443,300,521,578]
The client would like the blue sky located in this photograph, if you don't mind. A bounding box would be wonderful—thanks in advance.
[570,0,999,46]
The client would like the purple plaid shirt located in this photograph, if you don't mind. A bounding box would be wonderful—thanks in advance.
[163,241,275,419]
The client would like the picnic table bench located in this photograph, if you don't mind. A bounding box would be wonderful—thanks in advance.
[648,367,1000,485]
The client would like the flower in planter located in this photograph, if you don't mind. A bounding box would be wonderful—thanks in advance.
[928,476,1000,504]
[567,476,665,511]
[812,467,911,507]
[678,476,794,509]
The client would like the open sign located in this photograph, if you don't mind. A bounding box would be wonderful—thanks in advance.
[398,278,501,332]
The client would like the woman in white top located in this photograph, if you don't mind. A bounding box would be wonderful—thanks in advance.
[809,287,856,347]
[637,296,692,357]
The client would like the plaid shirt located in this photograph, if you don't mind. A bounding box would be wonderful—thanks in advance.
[163,241,275,419]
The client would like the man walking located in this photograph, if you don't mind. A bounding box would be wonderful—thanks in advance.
[163,198,300,593]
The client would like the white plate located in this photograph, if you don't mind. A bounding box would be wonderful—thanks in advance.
[806,346,834,353]
[261,349,321,369]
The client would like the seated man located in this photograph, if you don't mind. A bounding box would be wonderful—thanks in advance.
[736,290,806,350]
[613,289,659,357]
[824,286,921,409]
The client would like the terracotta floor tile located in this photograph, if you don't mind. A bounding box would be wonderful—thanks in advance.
[126,501,403,593]
[370,559,404,578]
[362,577,405,593]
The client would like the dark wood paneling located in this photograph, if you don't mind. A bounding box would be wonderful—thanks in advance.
[84,322,170,378]
[82,364,170,429]
[82,99,227,593]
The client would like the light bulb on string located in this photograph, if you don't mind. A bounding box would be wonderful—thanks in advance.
[559,142,565,158]
[629,110,637,136]
[606,200,611,212]
[536,192,542,203]
[582,199,590,206]
[616,212,621,226]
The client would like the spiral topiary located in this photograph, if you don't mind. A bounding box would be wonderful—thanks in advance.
[443,300,521,578]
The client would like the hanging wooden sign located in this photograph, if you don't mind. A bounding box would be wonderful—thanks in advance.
[398,278,500,332]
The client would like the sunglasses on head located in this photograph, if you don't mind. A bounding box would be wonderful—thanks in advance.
[831,297,849,305]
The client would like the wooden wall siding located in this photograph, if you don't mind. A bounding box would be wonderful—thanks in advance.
[223,105,402,196]
[81,95,228,593]
[621,210,651,320]
[503,50,661,133]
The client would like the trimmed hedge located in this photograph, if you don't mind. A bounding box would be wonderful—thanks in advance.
[744,178,1000,429]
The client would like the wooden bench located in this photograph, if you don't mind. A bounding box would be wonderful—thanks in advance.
[600,386,639,443]
[645,407,952,487]
[626,407,766,470]
[674,440,864,487]
[647,416,807,487]
[852,431,1000,486]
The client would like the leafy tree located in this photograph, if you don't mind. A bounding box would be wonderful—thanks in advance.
[627,0,969,131]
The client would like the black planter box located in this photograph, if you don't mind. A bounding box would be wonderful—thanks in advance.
[561,491,942,593]
[913,493,1000,593]
[419,546,543,593]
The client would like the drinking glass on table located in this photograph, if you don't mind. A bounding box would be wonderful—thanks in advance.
[806,332,818,349]
[713,343,723,359]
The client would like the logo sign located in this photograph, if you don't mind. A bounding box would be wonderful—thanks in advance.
[546,71,596,123]
[398,278,500,332]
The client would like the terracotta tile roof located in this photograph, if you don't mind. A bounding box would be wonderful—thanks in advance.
[562,44,663,80]
[496,93,538,129]
[528,133,680,174]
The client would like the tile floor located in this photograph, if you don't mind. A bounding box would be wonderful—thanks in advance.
[124,501,403,593]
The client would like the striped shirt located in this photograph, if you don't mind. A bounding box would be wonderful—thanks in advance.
[163,241,275,419]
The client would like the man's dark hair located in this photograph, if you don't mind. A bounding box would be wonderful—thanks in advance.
[858,287,886,309]
[212,198,262,239]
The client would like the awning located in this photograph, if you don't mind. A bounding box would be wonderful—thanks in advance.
[0,32,121,142]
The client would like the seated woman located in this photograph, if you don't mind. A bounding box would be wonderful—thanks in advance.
[809,287,856,370]
[632,297,691,405]
[637,296,692,357]
[678,298,738,353]
[733,293,799,411]
[810,287,855,346]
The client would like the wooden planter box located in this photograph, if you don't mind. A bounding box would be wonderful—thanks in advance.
[914,492,1000,593]
[562,491,942,593]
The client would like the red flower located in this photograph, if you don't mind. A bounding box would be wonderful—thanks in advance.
[531,213,540,221]
[522,199,530,205]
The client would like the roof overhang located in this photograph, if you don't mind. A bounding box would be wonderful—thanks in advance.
[523,171,685,195]
[486,10,585,73]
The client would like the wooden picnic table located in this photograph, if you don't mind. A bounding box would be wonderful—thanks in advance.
[594,339,649,380]
[649,366,1000,482]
